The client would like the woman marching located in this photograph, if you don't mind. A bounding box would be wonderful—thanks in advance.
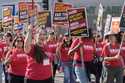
[56,33,75,83]
[24,25,53,83]
[4,36,27,83]
[0,32,13,83]
[46,31,58,82]
[68,37,89,83]
[102,32,124,83]
[93,33,104,82]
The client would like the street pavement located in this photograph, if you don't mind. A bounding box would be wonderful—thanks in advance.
[55,72,96,83]
[2,72,95,83]
[55,72,64,83]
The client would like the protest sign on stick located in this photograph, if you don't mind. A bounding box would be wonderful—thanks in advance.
[18,2,28,23]
[96,3,103,36]
[68,8,89,37]
[104,14,112,37]
[53,2,72,27]
[111,17,120,34]
[120,2,125,32]
[37,11,51,29]
[2,6,13,32]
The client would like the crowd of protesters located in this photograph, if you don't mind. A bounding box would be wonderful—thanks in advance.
[0,24,125,83]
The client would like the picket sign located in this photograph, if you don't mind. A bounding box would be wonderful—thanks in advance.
[104,14,112,37]
[111,17,120,34]
[68,7,89,37]
[67,7,89,69]
[96,3,103,35]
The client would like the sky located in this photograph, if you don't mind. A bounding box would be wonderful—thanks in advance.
[0,0,124,18]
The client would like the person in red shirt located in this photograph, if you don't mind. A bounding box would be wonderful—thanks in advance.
[46,31,58,82]
[56,33,75,83]
[102,32,123,83]
[4,36,27,83]
[69,29,101,83]
[24,25,53,83]
[68,37,89,83]
[94,34,104,82]
[1,32,13,83]
[81,37,100,83]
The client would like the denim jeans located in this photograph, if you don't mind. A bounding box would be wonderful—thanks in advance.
[75,66,89,83]
[62,62,75,83]
[103,66,123,83]
[0,63,3,83]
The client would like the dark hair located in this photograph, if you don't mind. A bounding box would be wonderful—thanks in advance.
[62,37,72,47]
[108,34,120,43]
[13,37,24,48]
[117,32,124,43]
[4,32,13,42]
[34,44,47,64]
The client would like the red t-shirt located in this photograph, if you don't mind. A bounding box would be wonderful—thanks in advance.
[70,38,95,62]
[95,41,104,57]
[103,43,123,68]
[0,43,4,60]
[25,44,52,80]
[0,41,8,60]
[60,46,72,62]
[47,41,57,61]
[8,48,27,76]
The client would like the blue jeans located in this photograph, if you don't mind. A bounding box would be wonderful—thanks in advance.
[0,63,3,83]
[62,62,75,83]
[75,66,89,83]
[103,66,123,83]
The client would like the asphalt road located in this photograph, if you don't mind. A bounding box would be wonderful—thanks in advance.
[55,72,64,83]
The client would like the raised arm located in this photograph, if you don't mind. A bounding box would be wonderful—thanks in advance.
[24,25,32,54]
[68,38,81,55]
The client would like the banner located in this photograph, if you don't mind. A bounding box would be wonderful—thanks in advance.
[120,3,125,31]
[68,8,89,37]
[53,2,72,27]
[96,3,103,33]
[18,2,28,23]
[37,11,51,28]
[111,17,120,33]
[14,16,20,24]
[104,14,112,36]
[27,2,37,25]
[2,6,13,28]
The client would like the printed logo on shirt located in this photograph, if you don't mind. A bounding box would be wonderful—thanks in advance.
[96,47,102,51]
[48,44,57,48]
[109,49,119,54]
[83,45,94,50]
[43,59,50,66]
[17,54,27,58]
